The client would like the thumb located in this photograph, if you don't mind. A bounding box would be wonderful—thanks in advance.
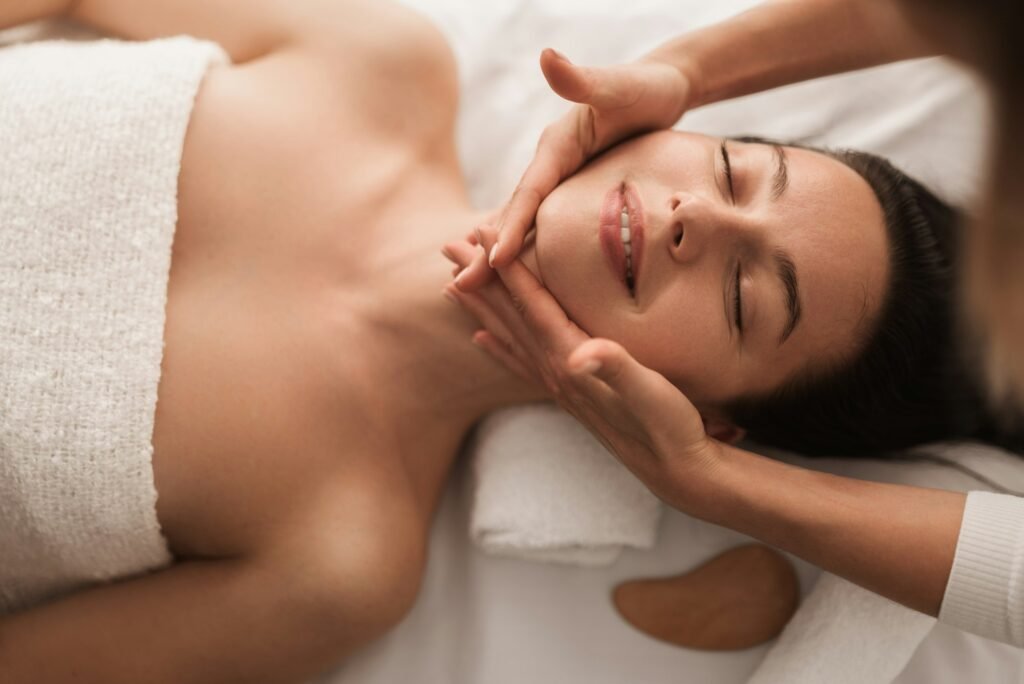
[540,48,639,110]
[569,339,699,427]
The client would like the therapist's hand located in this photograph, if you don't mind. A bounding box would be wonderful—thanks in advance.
[443,227,722,507]
[455,49,692,291]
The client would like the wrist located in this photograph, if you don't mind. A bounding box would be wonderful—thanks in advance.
[643,41,706,110]
[659,439,736,520]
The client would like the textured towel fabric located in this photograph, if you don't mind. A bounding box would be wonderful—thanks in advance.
[0,36,228,614]
[747,573,937,684]
[468,404,662,566]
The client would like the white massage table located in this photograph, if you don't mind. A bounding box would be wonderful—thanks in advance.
[318,1,1024,682]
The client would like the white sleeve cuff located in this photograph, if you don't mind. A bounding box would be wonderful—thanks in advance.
[938,491,1024,647]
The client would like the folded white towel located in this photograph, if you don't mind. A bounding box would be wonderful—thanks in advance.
[745,441,1024,684]
[0,34,227,613]
[468,404,662,566]
[747,572,936,684]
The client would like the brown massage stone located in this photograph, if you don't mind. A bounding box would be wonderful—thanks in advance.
[613,543,800,650]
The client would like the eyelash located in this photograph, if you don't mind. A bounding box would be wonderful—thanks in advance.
[733,263,743,333]
[720,142,735,202]
[722,142,742,333]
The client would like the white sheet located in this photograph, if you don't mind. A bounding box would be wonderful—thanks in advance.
[319,1,1023,682]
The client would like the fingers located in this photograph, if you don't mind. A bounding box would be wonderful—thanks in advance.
[568,338,709,452]
[443,284,521,362]
[489,252,579,353]
[540,48,626,110]
[540,49,640,111]
[442,238,495,289]
[539,48,592,103]
[454,248,495,291]
[568,340,665,408]
[471,330,538,387]
[491,156,560,268]
[441,239,478,269]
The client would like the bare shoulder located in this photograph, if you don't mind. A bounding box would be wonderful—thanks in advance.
[193,2,457,152]
[174,3,458,236]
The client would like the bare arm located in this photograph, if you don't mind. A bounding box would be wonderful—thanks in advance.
[0,0,68,28]
[656,0,936,108]
[0,0,354,63]
[0,555,359,683]
[687,445,965,616]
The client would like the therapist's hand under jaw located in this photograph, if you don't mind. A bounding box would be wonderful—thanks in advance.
[454,48,691,292]
[443,226,722,508]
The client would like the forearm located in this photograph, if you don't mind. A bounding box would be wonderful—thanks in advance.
[687,445,966,616]
[648,0,935,108]
[66,0,317,62]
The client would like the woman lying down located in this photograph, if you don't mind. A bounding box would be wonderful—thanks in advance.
[0,0,1016,682]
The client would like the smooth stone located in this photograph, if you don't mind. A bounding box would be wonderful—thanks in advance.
[612,543,800,651]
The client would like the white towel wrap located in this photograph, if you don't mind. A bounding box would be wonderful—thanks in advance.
[0,35,228,614]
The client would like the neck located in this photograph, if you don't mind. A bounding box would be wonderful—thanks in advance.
[352,202,548,435]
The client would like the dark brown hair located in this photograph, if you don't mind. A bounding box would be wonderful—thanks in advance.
[723,140,1022,457]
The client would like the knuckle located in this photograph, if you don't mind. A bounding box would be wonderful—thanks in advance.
[543,375,563,399]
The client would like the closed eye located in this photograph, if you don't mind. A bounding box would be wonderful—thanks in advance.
[720,141,735,203]
[733,262,743,333]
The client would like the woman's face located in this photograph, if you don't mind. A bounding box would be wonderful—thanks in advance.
[526,131,889,415]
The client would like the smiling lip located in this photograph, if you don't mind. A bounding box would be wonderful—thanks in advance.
[624,182,644,290]
[599,186,629,293]
[599,183,645,296]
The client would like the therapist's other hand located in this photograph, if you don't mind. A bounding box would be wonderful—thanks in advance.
[455,49,691,292]
[443,227,722,507]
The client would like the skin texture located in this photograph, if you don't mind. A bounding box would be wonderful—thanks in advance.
[526,132,889,410]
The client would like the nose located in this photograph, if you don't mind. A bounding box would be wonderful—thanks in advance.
[666,191,739,264]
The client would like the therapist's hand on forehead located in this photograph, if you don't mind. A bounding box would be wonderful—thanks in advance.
[452,47,692,291]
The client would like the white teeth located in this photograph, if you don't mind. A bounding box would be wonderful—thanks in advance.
[621,203,635,293]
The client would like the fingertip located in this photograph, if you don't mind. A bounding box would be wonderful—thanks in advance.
[570,358,602,376]
[441,286,459,304]
[542,47,570,64]
[454,261,487,292]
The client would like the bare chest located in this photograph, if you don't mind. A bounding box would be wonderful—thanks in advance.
[148,48,465,560]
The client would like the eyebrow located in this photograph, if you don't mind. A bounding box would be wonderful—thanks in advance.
[773,248,802,345]
[770,145,789,201]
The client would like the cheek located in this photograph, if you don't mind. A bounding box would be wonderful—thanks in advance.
[618,295,725,387]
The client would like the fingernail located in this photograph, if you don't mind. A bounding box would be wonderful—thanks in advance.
[574,359,601,375]
[454,271,467,289]
[550,49,570,63]
[442,287,458,304]
[488,243,499,266]
[474,227,483,244]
